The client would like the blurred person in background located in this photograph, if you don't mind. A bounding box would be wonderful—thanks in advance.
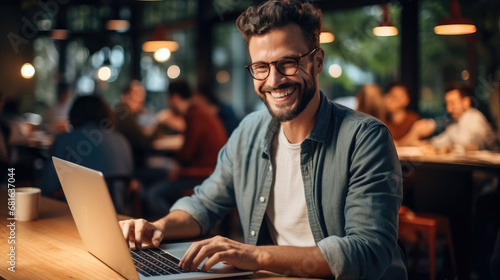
[43,83,72,135]
[355,83,386,122]
[114,80,173,186]
[0,99,30,146]
[383,82,435,146]
[384,83,419,141]
[146,80,227,218]
[425,82,497,150]
[42,95,133,212]
[194,83,240,137]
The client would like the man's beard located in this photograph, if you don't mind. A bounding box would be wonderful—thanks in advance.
[259,75,317,122]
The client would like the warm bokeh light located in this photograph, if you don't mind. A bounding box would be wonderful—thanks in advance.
[216,70,230,83]
[154,48,171,62]
[50,29,68,40]
[320,32,335,43]
[373,26,398,37]
[167,65,181,79]
[21,63,35,79]
[106,20,130,31]
[97,66,112,81]
[142,41,179,52]
[328,64,342,78]
[462,70,470,80]
[434,24,476,35]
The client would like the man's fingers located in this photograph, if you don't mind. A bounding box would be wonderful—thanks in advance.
[119,219,162,250]
[120,221,130,240]
[201,251,230,272]
[180,240,208,271]
[152,229,163,247]
[180,236,233,271]
[134,219,146,250]
[120,220,134,247]
[190,244,224,272]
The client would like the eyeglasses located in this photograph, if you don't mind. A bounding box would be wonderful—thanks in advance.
[245,48,318,81]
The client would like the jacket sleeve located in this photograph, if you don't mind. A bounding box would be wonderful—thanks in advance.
[317,123,403,279]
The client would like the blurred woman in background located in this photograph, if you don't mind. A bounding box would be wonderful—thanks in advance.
[356,83,386,122]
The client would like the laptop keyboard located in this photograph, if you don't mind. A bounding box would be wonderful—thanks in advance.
[131,248,194,277]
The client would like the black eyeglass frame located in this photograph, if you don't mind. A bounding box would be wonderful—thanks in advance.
[244,48,319,81]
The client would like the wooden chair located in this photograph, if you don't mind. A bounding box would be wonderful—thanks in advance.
[398,206,457,280]
[105,176,142,217]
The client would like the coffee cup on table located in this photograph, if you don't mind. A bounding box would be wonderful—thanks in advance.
[15,187,41,221]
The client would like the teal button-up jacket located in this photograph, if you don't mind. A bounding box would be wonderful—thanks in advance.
[171,92,407,279]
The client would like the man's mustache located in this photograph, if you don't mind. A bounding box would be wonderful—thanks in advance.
[260,82,301,94]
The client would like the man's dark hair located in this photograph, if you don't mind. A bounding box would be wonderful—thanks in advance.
[445,82,474,98]
[386,82,408,95]
[69,95,114,128]
[168,80,192,100]
[236,0,322,50]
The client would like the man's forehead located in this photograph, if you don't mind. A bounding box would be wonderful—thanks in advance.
[445,89,462,99]
[247,24,307,58]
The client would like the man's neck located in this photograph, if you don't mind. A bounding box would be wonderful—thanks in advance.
[280,91,321,144]
[391,109,407,125]
[179,100,194,116]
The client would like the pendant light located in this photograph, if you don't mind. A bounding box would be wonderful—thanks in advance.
[434,0,476,35]
[373,3,398,37]
[142,25,179,52]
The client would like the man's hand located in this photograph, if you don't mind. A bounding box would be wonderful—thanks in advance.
[179,236,263,272]
[119,219,164,250]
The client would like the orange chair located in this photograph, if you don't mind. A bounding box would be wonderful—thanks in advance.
[398,206,457,280]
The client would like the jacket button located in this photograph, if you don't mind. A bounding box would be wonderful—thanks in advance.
[251,230,256,236]
[259,196,266,203]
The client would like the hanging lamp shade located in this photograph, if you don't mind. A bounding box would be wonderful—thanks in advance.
[434,0,476,35]
[106,6,130,32]
[142,25,179,52]
[106,20,130,31]
[373,4,398,37]
[50,29,68,40]
[320,28,334,43]
[50,14,68,40]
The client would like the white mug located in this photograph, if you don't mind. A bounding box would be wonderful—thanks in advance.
[15,187,41,221]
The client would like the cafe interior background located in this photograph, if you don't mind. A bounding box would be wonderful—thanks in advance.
[1,0,500,279]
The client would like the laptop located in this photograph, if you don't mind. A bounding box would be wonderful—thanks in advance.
[52,156,253,280]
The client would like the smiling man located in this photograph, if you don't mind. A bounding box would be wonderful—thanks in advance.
[120,0,407,278]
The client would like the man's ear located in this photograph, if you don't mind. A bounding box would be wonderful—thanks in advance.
[314,48,325,75]
[463,96,472,109]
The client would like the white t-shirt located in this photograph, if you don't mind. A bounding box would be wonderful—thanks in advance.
[265,126,316,246]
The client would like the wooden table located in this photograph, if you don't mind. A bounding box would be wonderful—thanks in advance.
[397,146,500,172]
[0,191,321,280]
